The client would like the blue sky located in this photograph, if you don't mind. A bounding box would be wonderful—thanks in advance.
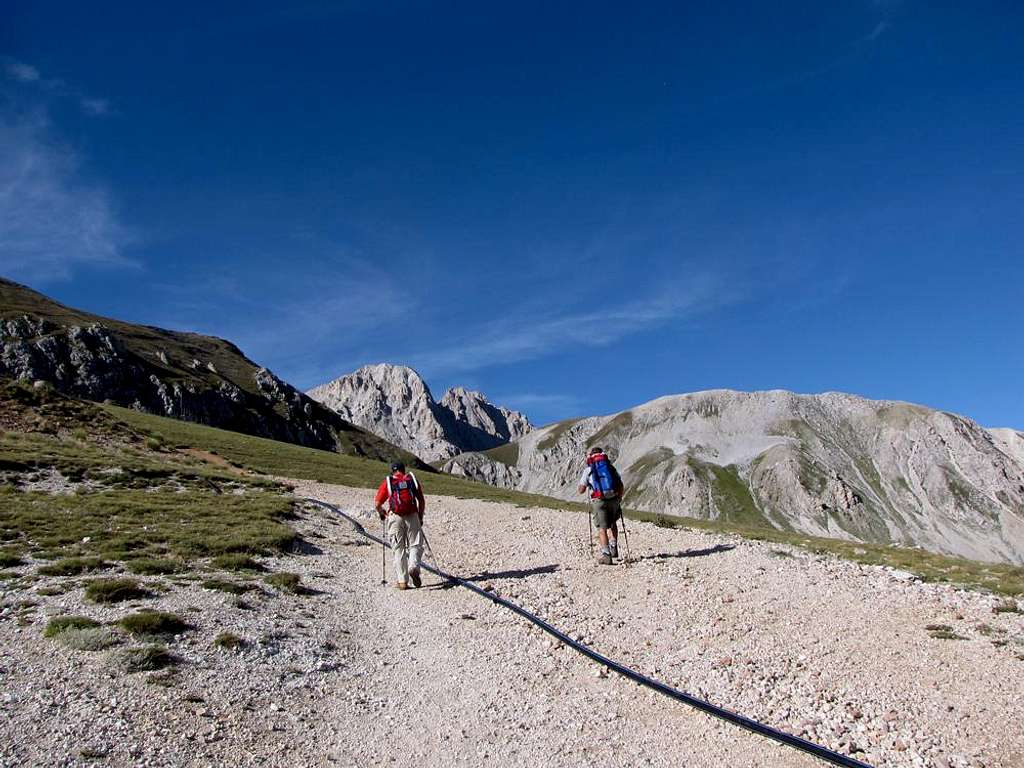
[1,2,1022,427]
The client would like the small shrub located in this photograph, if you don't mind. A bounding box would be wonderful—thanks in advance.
[264,572,302,594]
[38,557,109,577]
[993,600,1021,615]
[127,558,181,576]
[929,628,967,640]
[183,693,205,703]
[85,578,151,604]
[36,585,67,596]
[57,627,121,651]
[924,623,953,632]
[145,436,164,451]
[201,578,254,595]
[976,623,1005,637]
[211,553,264,572]
[119,611,190,638]
[72,428,89,442]
[80,747,108,759]
[145,669,179,687]
[44,615,101,638]
[213,631,245,650]
[121,644,177,673]
[0,551,23,569]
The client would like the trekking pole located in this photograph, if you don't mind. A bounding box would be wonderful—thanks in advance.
[421,527,443,572]
[587,505,594,556]
[620,512,631,562]
[380,516,387,585]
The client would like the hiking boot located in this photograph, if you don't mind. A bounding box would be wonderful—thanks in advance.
[598,554,612,565]
[409,569,422,588]
[395,581,408,590]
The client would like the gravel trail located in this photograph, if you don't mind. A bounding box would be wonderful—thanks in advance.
[2,479,1022,767]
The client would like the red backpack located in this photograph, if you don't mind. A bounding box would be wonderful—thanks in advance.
[387,472,420,515]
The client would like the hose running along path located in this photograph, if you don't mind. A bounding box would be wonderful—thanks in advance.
[307,498,873,768]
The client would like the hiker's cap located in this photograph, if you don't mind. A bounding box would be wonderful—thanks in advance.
[390,461,406,473]
[589,446,603,455]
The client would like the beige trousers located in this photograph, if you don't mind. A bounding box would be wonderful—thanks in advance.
[387,513,423,583]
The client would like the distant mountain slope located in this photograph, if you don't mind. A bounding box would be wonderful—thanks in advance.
[307,364,532,462]
[443,389,1024,564]
[0,278,423,467]
[989,428,1024,469]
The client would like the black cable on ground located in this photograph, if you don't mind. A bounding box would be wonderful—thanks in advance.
[306,498,874,768]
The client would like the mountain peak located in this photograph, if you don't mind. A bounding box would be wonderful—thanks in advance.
[308,368,533,462]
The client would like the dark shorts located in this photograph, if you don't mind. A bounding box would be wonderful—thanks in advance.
[592,497,621,529]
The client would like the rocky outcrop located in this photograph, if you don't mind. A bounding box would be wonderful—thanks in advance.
[989,428,1024,470]
[0,279,421,465]
[307,364,532,462]
[444,390,1024,564]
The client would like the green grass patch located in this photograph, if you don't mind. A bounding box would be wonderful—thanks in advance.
[37,557,109,577]
[120,644,177,673]
[213,631,245,650]
[118,610,190,638]
[928,628,967,641]
[211,553,264,572]
[44,615,101,638]
[57,626,121,651]
[993,599,1021,614]
[483,441,520,467]
[0,551,23,568]
[264,572,303,594]
[84,578,151,604]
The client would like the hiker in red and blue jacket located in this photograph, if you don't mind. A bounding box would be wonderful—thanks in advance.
[374,462,426,590]
[578,446,625,564]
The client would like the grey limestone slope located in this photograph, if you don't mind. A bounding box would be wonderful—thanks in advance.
[443,389,1024,564]
[307,364,531,462]
[988,427,1024,469]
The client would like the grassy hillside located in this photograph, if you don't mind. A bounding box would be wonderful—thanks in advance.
[2,382,1020,597]
[0,278,422,466]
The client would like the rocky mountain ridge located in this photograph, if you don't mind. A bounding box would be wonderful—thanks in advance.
[307,364,532,463]
[0,278,422,466]
[443,389,1024,564]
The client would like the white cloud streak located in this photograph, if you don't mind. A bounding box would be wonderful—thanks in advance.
[5,60,39,83]
[0,113,134,282]
[408,272,735,377]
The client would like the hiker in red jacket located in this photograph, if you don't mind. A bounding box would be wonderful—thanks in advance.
[374,462,426,590]
[578,446,625,564]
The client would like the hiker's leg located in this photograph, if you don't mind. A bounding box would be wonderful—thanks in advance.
[598,527,609,548]
[608,520,618,544]
[388,515,410,583]
[407,513,424,572]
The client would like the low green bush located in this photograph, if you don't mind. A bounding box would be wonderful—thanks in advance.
[118,610,190,638]
[44,615,101,638]
[38,557,109,577]
[84,578,151,604]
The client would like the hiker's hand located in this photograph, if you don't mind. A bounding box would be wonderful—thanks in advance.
[377,508,386,520]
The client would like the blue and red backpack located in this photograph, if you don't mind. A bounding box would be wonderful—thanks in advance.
[587,452,621,500]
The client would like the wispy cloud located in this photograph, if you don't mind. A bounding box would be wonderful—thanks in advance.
[2,56,113,118]
[407,272,736,377]
[0,112,134,282]
[5,60,40,83]
[859,20,891,44]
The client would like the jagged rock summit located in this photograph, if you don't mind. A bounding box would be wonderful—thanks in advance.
[444,389,1024,564]
[307,364,532,462]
